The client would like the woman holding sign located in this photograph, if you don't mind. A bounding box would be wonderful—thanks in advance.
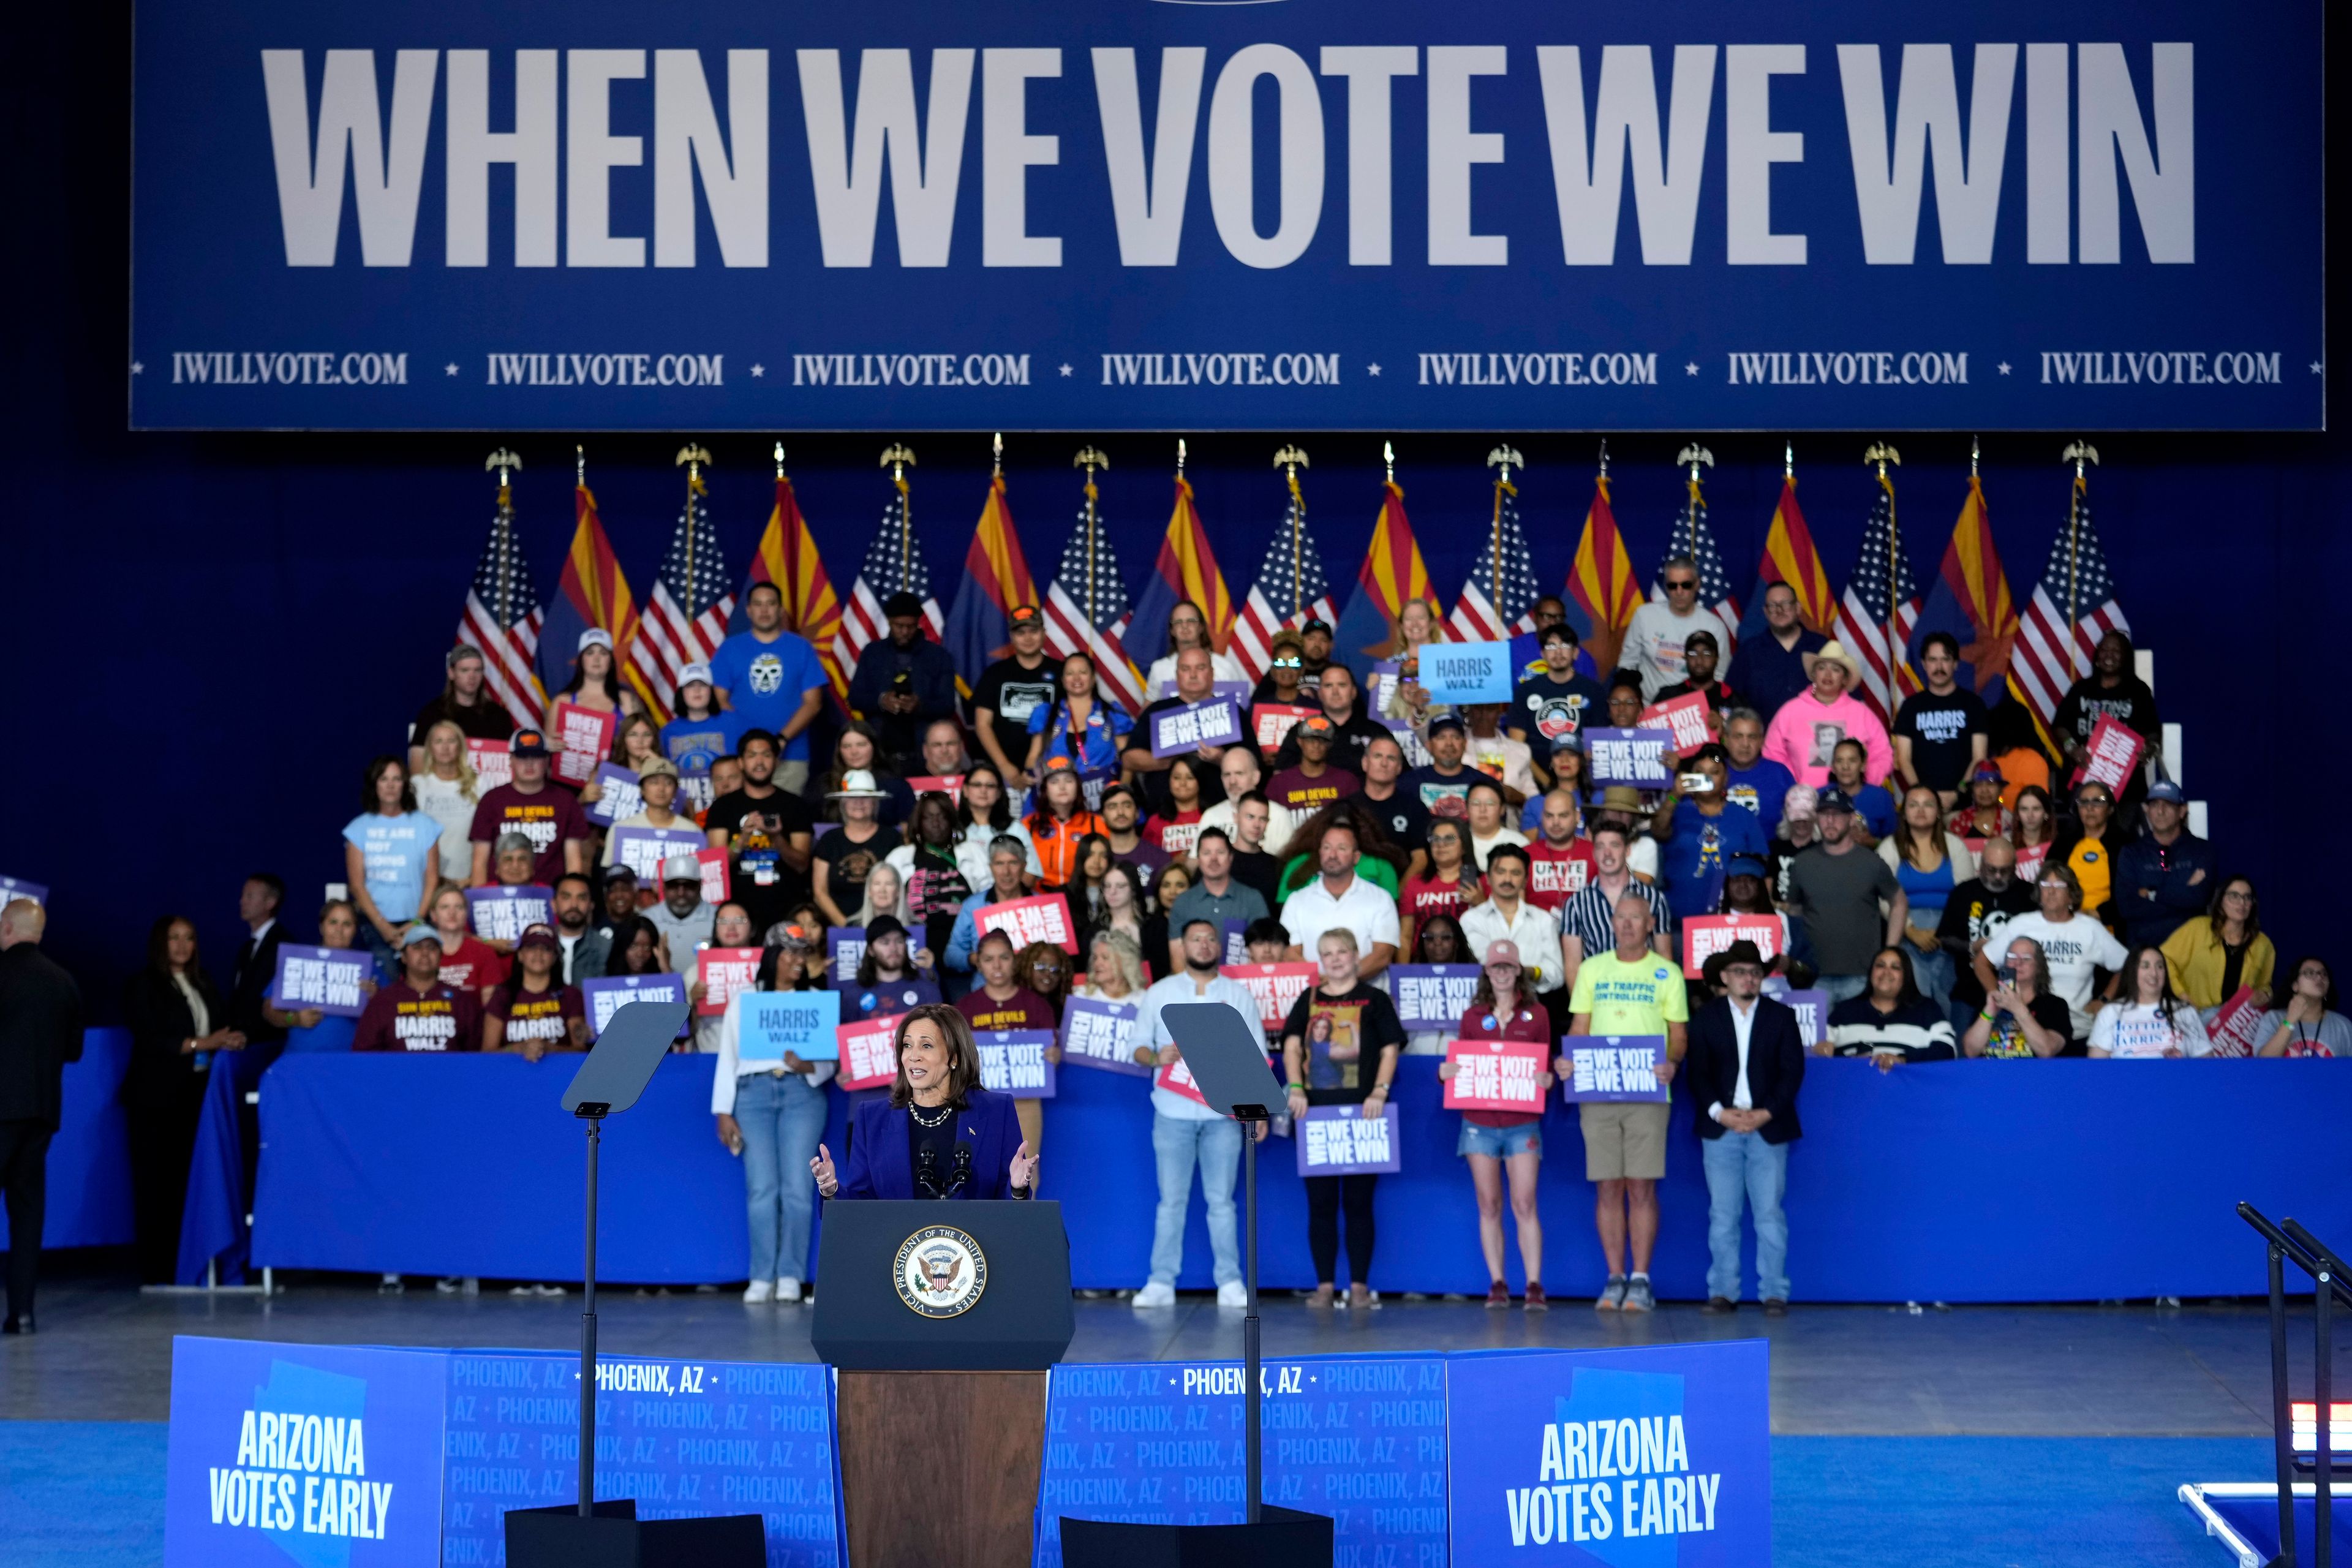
[714,942,838,1303]
[545,628,642,729]
[1281,930,1406,1311]
[1436,939,1556,1310]
[811,1006,1038,1202]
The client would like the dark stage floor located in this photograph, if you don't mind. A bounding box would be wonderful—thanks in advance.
[4,1273,2345,1436]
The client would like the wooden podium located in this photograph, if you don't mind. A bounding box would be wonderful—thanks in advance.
[813,1200,1075,1568]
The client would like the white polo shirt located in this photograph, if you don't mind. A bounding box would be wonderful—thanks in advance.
[1279,872,1401,962]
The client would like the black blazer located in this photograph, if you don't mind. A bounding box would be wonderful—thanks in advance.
[228,922,286,1044]
[1684,995,1806,1144]
[0,944,85,1127]
[123,968,225,1091]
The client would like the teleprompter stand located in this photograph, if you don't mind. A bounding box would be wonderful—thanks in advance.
[505,998,764,1568]
[1057,1002,1333,1568]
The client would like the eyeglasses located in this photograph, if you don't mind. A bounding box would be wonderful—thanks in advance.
[1272,657,1302,669]
[2223,889,2254,902]
[1664,578,1698,592]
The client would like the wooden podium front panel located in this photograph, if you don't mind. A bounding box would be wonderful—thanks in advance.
[837,1370,1047,1567]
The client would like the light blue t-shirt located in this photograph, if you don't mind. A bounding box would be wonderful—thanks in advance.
[661,712,743,776]
[342,811,439,922]
[709,631,828,761]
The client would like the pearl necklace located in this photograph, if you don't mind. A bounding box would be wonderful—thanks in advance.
[908,1099,954,1129]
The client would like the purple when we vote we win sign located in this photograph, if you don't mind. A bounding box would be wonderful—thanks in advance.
[269,946,372,1017]
[1149,697,1245,759]
[1389,964,1480,1030]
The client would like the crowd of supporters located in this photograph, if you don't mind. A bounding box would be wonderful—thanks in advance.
[102,574,2335,1314]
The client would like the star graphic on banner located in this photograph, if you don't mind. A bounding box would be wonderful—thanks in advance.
[2313,361,2326,375]
[129,361,143,375]
[1684,362,1699,376]
[750,363,764,377]
[1997,362,2012,375]
[445,363,460,376]
[1367,363,1381,377]
[1059,363,1073,377]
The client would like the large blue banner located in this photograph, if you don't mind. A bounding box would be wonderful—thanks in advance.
[128,1,2321,431]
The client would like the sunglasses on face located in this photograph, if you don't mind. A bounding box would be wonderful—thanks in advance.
[1272,657,1302,669]
[1665,579,1698,592]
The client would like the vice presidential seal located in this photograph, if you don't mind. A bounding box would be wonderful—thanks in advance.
[894,1224,987,1318]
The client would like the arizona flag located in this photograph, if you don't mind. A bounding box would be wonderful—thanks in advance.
[1736,473,1839,642]
[1909,471,2018,701]
[536,475,641,701]
[944,471,1039,698]
[737,471,848,703]
[1124,473,1238,671]
[1334,478,1434,676]
[1561,475,1643,674]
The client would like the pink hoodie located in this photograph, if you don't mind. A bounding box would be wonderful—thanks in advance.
[1761,690,1894,789]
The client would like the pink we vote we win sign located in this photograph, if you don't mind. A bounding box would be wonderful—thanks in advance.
[1441,1039,1548,1113]
[974,893,1079,956]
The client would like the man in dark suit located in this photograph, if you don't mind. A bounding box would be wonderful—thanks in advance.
[228,873,287,1049]
[1684,941,1804,1317]
[0,899,85,1332]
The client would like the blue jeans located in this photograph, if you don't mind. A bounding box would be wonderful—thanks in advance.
[356,921,401,985]
[1817,973,1868,1006]
[1702,1131,1790,1303]
[1151,1113,1243,1287]
[1907,944,1956,1015]
[736,1072,830,1284]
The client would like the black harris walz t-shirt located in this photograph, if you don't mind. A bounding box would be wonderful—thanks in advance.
[1893,687,1989,793]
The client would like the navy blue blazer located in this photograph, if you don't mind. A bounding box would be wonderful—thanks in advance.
[837,1085,1026,1200]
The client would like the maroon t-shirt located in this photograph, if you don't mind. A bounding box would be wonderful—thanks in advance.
[353,982,484,1052]
[486,981,585,1051]
[469,782,590,885]
[955,986,1057,1034]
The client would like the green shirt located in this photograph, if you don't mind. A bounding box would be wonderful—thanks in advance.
[1569,949,1690,1036]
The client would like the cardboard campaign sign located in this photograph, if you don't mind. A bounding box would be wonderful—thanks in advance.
[1774,988,1830,1047]
[465,737,511,790]
[2206,987,2269,1058]
[465,884,552,942]
[1252,703,1317,752]
[1418,641,1514,704]
[582,762,644,826]
[1150,698,1245,758]
[696,947,763,1016]
[1390,964,1480,1030]
[905,774,965,804]
[827,926,866,985]
[1560,1035,1670,1103]
[695,846,731,905]
[1680,914,1785,978]
[1060,995,1148,1076]
[610,826,708,883]
[548,701,617,786]
[1221,962,1318,1031]
[1155,1052,1211,1106]
[1639,690,1714,751]
[1584,727,1678,789]
[0,873,48,907]
[581,973,687,1036]
[740,988,842,1062]
[270,944,372,1017]
[1221,919,1250,966]
[836,1016,903,1091]
[975,1029,1058,1097]
[2077,715,2147,796]
[2013,842,2051,883]
[1295,1104,1404,1175]
[1442,1038,1549,1113]
[974,892,1079,955]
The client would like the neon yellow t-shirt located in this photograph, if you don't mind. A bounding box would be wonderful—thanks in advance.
[1569,949,1690,1037]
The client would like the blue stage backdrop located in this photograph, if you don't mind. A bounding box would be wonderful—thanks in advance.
[127,0,2321,430]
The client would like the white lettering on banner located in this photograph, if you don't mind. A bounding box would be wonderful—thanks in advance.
[1102,352,1340,386]
[171,351,409,385]
[1568,1045,1657,1095]
[1416,352,1657,386]
[1529,858,1589,897]
[1509,1412,1718,1545]
[243,43,2207,278]
[794,352,1031,386]
[1303,1115,1391,1169]
[211,1407,390,1539]
[484,352,725,386]
[1725,350,1968,385]
[1453,1052,1541,1106]
[2039,350,2281,385]
[979,1039,1051,1092]
[842,1025,897,1084]
[281,958,363,1011]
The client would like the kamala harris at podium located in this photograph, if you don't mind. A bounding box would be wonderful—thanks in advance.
[810,1004,1040,1200]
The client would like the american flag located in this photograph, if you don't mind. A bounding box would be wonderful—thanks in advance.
[1833,471,1922,720]
[625,472,736,722]
[1041,477,1147,714]
[2009,473,2128,728]
[1230,470,1336,680]
[459,477,546,722]
[1656,476,1741,647]
[835,464,945,676]
[1448,475,1542,641]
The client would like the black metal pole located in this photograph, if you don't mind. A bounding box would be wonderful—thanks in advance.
[2319,1259,2335,1568]
[1244,1120,1261,1526]
[580,1116,600,1520]
[2273,1245,2299,1567]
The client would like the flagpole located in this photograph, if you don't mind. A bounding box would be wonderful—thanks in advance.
[1075,444,1109,625]
[674,442,712,601]
[1864,442,1902,694]
[1676,443,1714,565]
[881,443,918,597]
[1275,445,1310,621]
[2060,440,2100,681]
[489,447,523,639]
[1485,443,1523,635]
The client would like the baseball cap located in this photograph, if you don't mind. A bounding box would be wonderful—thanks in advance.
[1300,617,1333,636]
[884,590,925,620]
[1428,714,1467,737]
[1814,786,1856,815]
[577,628,614,653]
[1297,715,1335,738]
[678,662,714,687]
[517,923,559,951]
[1480,939,1523,970]
[864,914,908,944]
[1040,755,1076,774]
[399,924,442,951]
[636,756,679,780]
[1726,856,1768,878]
[768,922,816,952]
[660,854,703,884]
[2146,779,2187,804]
[510,727,552,759]
[1008,605,1044,629]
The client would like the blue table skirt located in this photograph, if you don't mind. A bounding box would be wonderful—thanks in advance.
[0,1027,132,1253]
[244,1053,2352,1303]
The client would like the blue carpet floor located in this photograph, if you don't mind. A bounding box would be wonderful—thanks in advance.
[0,1423,2278,1566]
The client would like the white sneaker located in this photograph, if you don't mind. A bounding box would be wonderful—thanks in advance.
[1132,1281,1177,1308]
[775,1278,803,1302]
[742,1279,774,1304]
[1216,1280,1250,1308]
